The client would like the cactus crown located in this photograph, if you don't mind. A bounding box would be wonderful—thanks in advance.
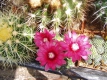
[0,11,35,67]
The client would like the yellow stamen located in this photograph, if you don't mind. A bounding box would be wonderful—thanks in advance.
[0,26,13,42]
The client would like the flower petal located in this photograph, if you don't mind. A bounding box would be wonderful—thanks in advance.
[82,56,88,60]
[45,64,50,71]
[63,31,91,62]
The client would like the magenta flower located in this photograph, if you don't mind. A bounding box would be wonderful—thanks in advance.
[34,29,55,47]
[60,31,91,62]
[36,41,66,71]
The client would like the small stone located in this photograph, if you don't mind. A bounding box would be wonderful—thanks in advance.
[29,0,42,8]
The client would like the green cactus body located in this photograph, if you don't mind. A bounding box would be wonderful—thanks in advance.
[0,11,35,67]
[86,35,107,67]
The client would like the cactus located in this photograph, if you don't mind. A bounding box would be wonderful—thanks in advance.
[86,36,107,67]
[93,0,107,27]
[28,0,94,34]
[60,0,94,30]
[0,11,35,67]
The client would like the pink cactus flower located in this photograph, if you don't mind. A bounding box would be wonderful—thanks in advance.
[60,31,91,62]
[34,29,55,47]
[36,41,66,71]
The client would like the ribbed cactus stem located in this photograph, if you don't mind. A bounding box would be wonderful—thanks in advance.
[0,11,35,67]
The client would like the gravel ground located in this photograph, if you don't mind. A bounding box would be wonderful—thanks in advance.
[0,66,69,80]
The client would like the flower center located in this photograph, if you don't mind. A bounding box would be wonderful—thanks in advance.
[48,52,55,59]
[43,38,48,42]
[71,43,79,51]
[0,26,13,42]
